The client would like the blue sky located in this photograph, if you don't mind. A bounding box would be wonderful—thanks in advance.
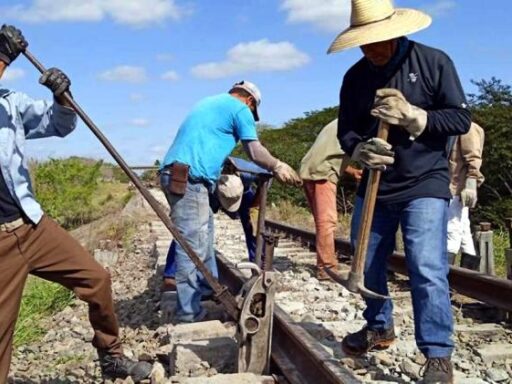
[0,0,511,165]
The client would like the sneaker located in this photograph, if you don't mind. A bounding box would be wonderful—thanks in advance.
[420,357,453,384]
[99,352,152,383]
[341,325,396,356]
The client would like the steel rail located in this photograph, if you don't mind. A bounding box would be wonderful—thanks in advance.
[216,254,362,384]
[265,219,512,312]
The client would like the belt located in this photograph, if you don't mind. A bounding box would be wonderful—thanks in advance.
[0,217,25,232]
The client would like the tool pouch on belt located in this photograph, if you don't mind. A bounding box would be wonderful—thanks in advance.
[168,162,189,195]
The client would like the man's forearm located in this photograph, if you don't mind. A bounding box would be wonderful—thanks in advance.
[242,140,279,171]
[0,61,7,80]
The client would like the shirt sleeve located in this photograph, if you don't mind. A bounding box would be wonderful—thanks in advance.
[14,92,77,139]
[460,123,485,185]
[424,56,471,136]
[233,106,258,141]
[338,76,363,156]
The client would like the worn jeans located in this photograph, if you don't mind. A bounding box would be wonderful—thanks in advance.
[160,173,218,322]
[304,180,338,270]
[351,196,453,358]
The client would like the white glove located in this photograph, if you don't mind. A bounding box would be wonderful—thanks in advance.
[352,138,395,171]
[371,88,428,139]
[460,178,478,208]
[272,161,302,186]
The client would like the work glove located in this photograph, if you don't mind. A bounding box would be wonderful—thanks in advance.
[39,68,71,97]
[272,160,302,187]
[460,178,478,208]
[0,25,28,65]
[371,88,428,139]
[352,138,395,171]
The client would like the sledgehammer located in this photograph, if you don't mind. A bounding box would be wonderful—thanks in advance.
[325,121,391,300]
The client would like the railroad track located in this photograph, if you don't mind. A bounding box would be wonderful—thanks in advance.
[214,215,512,384]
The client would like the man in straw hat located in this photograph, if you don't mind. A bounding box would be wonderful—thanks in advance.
[328,1,471,382]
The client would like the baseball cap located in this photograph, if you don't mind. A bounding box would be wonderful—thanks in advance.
[231,80,261,121]
[217,174,244,212]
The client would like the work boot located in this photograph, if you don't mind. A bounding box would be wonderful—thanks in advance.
[446,252,456,266]
[341,325,395,356]
[99,352,152,383]
[420,357,453,383]
[316,269,330,281]
[161,277,176,292]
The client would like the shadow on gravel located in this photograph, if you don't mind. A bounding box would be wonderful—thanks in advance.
[114,262,163,330]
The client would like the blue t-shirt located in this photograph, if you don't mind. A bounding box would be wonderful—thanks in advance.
[162,94,258,184]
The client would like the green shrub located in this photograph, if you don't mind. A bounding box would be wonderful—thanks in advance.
[33,158,102,228]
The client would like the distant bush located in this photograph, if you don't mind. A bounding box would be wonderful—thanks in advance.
[33,158,102,228]
[234,106,359,211]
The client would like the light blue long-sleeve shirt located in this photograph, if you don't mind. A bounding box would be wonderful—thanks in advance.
[0,88,77,224]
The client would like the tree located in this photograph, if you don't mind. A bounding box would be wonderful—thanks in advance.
[469,78,512,227]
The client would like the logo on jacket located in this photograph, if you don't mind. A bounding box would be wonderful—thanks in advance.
[408,73,419,83]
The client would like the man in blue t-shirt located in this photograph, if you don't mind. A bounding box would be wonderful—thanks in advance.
[160,81,300,322]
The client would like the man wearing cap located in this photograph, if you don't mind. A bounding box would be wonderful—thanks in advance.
[299,119,362,280]
[328,1,471,382]
[160,81,301,322]
[0,25,152,382]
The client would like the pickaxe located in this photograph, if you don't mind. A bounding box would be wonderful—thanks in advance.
[325,121,391,300]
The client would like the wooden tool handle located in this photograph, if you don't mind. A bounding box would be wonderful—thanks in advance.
[352,122,390,275]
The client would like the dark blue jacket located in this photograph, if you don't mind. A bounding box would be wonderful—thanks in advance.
[338,39,471,204]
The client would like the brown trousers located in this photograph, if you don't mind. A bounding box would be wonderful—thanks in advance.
[303,180,339,270]
[0,216,122,382]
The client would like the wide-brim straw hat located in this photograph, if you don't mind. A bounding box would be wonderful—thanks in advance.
[327,0,432,54]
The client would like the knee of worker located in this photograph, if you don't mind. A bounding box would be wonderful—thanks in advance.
[75,267,112,302]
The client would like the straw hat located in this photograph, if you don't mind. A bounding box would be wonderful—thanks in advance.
[327,0,431,54]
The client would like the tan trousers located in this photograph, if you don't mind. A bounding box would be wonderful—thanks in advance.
[0,216,122,382]
[303,180,338,270]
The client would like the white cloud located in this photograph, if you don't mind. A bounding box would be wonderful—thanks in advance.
[161,70,179,81]
[156,53,174,62]
[422,0,456,18]
[281,0,350,33]
[129,118,150,127]
[2,0,188,27]
[129,93,145,102]
[191,39,310,79]
[2,68,25,82]
[99,66,148,83]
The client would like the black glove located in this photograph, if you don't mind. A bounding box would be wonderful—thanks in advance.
[0,25,28,65]
[39,68,71,96]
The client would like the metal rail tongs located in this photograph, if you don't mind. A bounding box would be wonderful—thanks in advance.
[22,47,276,374]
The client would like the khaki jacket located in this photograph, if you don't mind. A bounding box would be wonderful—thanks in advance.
[299,119,349,184]
[449,122,485,196]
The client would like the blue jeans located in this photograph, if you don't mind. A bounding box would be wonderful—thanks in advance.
[164,186,258,274]
[351,196,453,358]
[160,173,218,322]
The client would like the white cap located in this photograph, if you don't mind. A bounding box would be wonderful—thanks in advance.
[217,174,244,212]
[231,80,261,121]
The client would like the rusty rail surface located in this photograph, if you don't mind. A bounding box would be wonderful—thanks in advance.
[265,219,512,312]
[216,253,361,384]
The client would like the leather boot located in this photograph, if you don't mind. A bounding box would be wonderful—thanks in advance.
[341,325,396,356]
